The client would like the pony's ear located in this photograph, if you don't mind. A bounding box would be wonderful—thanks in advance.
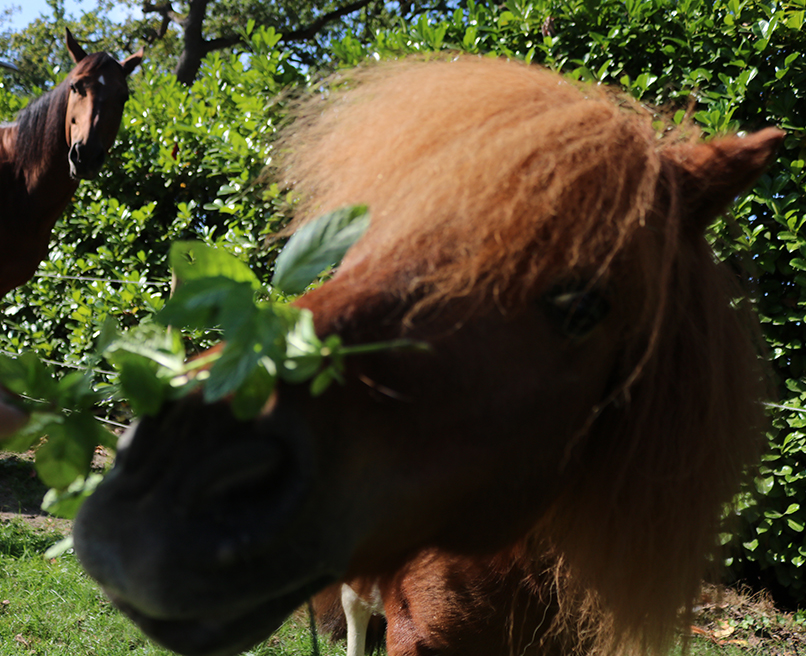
[121,49,144,77]
[665,127,784,234]
[65,28,87,64]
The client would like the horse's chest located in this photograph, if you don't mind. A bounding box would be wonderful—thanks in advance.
[0,231,50,295]
[0,200,54,296]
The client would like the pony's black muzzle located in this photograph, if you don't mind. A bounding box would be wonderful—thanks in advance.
[73,393,343,656]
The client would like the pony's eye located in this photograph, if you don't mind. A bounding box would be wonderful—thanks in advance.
[543,283,610,338]
[70,81,85,96]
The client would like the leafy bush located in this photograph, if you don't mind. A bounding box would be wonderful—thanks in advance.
[0,207,379,522]
[0,24,301,377]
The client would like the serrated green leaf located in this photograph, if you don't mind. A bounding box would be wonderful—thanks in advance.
[117,356,168,416]
[230,364,276,420]
[0,352,58,400]
[35,423,92,490]
[159,277,259,338]
[170,241,261,290]
[158,277,254,331]
[204,308,289,403]
[272,206,370,294]
[105,324,186,374]
[55,371,99,411]
[95,316,120,355]
[0,354,37,396]
[310,368,336,396]
[1,412,62,453]
[284,309,322,357]
[42,473,104,520]
[280,354,324,384]
[204,343,263,403]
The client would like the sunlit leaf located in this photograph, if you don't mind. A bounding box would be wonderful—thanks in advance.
[271,206,370,294]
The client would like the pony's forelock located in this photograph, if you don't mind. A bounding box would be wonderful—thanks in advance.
[282,56,686,320]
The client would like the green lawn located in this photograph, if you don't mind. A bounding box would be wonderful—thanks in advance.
[0,515,801,656]
[0,518,341,656]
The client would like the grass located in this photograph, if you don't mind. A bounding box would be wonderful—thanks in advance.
[0,457,803,656]
[0,518,342,656]
[0,514,799,656]
[0,516,804,656]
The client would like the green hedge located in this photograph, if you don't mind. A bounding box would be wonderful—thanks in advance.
[0,25,301,381]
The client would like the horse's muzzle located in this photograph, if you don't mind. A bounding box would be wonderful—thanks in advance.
[68,141,105,179]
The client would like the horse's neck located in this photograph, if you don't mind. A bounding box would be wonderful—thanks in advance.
[26,155,77,231]
[0,119,77,297]
[2,116,77,232]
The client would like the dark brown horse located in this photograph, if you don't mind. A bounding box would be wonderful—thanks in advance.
[0,29,142,297]
[74,56,781,656]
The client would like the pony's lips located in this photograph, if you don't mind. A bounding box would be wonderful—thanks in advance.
[108,574,335,656]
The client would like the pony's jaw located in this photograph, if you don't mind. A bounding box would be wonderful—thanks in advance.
[99,575,332,656]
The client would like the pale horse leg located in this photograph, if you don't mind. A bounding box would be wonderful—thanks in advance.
[341,582,384,656]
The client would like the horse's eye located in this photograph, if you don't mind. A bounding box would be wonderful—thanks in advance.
[543,283,610,338]
[70,81,85,96]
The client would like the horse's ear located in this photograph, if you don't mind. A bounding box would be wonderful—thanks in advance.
[665,127,785,234]
[65,28,87,63]
[121,49,144,77]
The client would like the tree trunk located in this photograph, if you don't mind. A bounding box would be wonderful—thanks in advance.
[174,0,209,85]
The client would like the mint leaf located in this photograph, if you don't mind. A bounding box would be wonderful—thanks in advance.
[170,241,261,289]
[271,206,370,294]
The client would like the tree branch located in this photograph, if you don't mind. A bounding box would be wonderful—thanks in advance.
[203,35,242,55]
[142,1,186,26]
[281,0,375,42]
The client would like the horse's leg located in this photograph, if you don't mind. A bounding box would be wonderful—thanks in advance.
[341,582,381,656]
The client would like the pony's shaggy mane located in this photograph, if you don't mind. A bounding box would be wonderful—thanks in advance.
[282,56,681,316]
[281,55,768,655]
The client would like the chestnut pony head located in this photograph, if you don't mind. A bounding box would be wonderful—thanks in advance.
[75,57,781,656]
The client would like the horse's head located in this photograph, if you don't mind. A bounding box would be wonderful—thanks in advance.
[63,29,142,180]
[75,58,782,656]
